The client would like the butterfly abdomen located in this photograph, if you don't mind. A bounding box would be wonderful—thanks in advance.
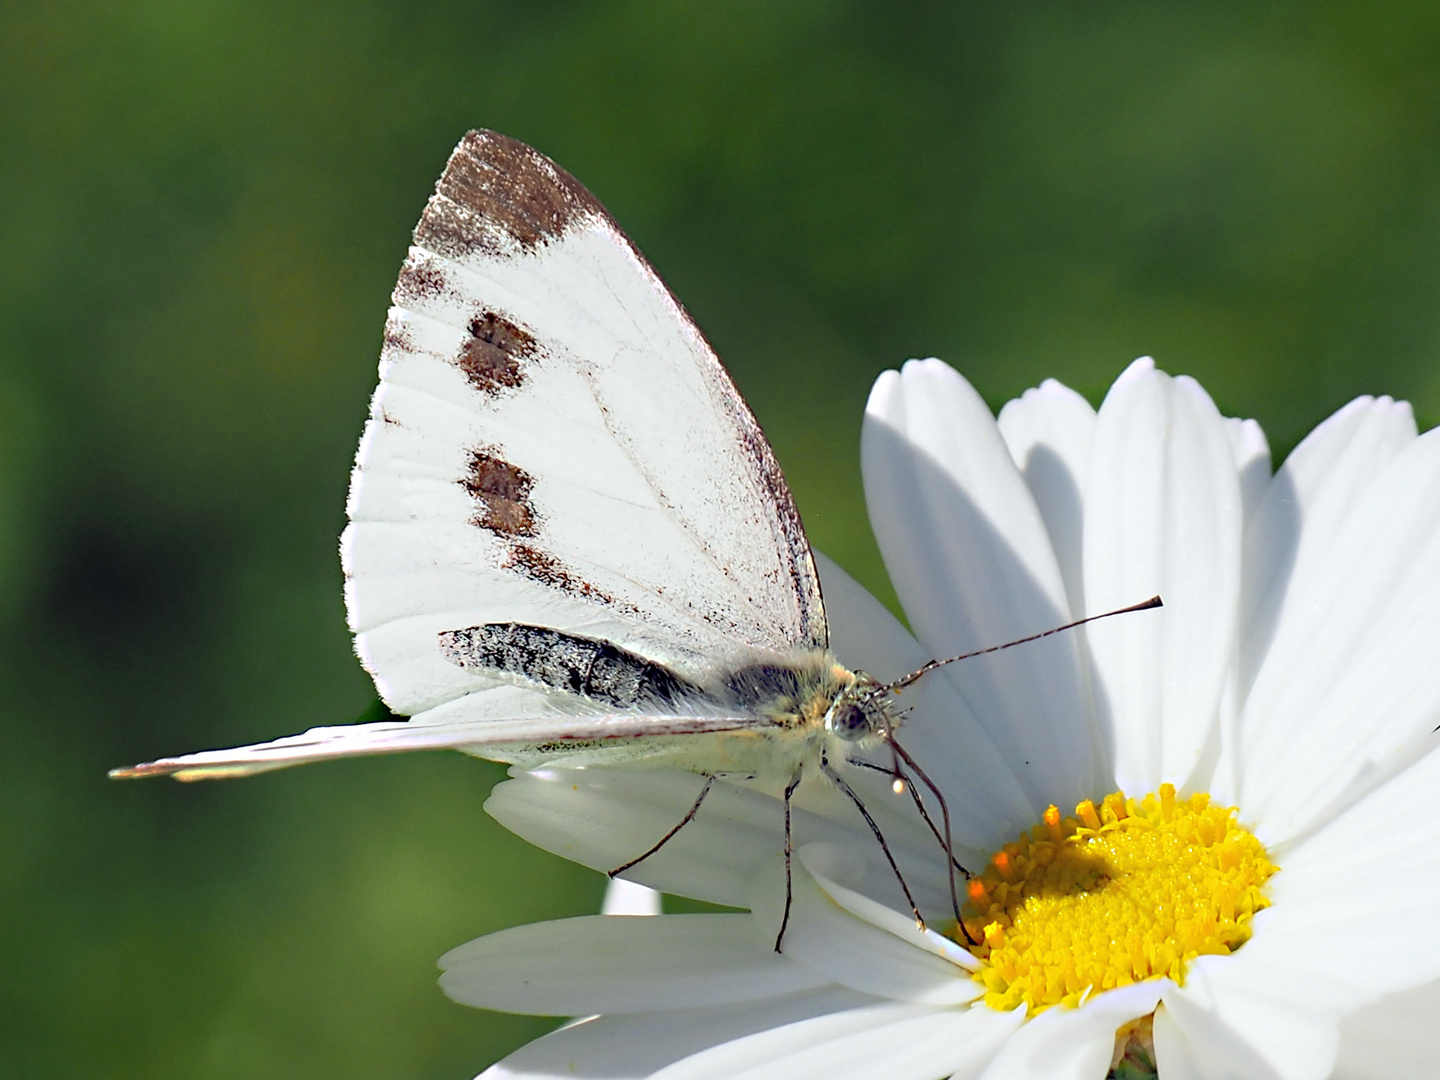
[438,622,706,708]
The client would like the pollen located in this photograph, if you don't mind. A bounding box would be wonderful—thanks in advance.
[957,785,1277,1013]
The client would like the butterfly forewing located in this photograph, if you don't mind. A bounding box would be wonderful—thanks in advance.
[113,130,831,781]
[344,131,825,720]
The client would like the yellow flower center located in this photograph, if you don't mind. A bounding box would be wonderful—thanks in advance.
[958,784,1277,1013]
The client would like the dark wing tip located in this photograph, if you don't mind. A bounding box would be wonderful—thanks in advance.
[415,129,609,258]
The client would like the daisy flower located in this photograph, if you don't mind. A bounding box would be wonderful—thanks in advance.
[441,357,1440,1080]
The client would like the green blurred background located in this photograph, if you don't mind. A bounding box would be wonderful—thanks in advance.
[3,2,1439,1076]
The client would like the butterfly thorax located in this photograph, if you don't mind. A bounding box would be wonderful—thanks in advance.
[726,657,899,787]
[483,644,898,788]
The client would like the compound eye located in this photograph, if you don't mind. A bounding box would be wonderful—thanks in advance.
[829,702,871,742]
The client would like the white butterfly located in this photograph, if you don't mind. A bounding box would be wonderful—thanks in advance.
[113,131,1153,944]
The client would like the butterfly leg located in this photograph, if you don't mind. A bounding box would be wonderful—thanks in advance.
[773,764,806,953]
[887,736,980,944]
[820,750,927,932]
[850,755,972,933]
[608,774,717,879]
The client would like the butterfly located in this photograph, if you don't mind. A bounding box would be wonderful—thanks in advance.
[113,131,1157,947]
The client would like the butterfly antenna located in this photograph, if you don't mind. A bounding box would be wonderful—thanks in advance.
[883,595,1162,695]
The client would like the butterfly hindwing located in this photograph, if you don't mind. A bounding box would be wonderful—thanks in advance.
[110,700,755,781]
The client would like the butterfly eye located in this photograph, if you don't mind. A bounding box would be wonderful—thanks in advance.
[827,701,872,742]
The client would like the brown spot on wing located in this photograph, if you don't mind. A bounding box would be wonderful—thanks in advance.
[457,311,533,394]
[506,543,613,604]
[463,450,536,536]
[396,131,826,649]
[414,130,607,258]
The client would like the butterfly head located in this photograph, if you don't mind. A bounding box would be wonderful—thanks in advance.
[822,674,895,744]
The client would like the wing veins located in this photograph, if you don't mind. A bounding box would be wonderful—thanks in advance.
[573,356,767,594]
[401,227,813,643]
[381,320,802,641]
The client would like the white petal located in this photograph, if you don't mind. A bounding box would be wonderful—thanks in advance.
[815,549,1039,849]
[1227,416,1272,527]
[646,1001,937,1080]
[1148,1008,1206,1080]
[815,550,932,683]
[477,987,882,1080]
[864,359,1103,813]
[976,982,1166,1080]
[800,843,979,972]
[486,766,956,919]
[1238,395,1415,699]
[1239,742,1440,1001]
[748,849,979,1005]
[1239,424,1440,841]
[1144,698,1440,1080]
[1218,413,1272,798]
[486,767,787,908]
[1152,997,1280,1080]
[439,913,828,1015]
[1204,414,1267,805]
[1083,358,1243,795]
[997,378,1097,619]
[601,877,660,915]
[654,1003,1023,1080]
[1332,977,1440,1079]
[1158,957,1338,1080]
